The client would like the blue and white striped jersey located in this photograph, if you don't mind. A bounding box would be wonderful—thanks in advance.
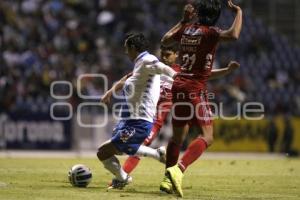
[121,51,176,122]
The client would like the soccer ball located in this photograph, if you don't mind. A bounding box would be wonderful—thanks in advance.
[68,164,92,187]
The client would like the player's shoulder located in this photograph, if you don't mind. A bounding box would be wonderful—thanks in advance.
[142,53,159,65]
[197,25,221,33]
[199,26,221,39]
[185,24,221,35]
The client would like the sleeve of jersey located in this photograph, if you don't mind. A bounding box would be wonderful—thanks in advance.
[144,61,177,78]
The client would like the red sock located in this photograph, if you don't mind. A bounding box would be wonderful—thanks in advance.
[178,137,208,172]
[122,156,140,174]
[166,140,181,168]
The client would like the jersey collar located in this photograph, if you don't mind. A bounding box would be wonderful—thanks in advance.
[134,51,149,64]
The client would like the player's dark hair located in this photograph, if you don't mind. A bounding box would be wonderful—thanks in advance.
[195,0,221,26]
[160,44,179,53]
[125,33,149,52]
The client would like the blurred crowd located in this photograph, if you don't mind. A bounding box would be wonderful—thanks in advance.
[0,0,299,116]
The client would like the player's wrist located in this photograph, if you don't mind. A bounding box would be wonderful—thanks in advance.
[232,6,241,12]
[236,7,242,12]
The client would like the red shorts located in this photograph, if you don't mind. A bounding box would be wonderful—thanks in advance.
[144,87,173,145]
[171,76,213,127]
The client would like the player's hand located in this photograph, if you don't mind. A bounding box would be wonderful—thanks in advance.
[227,61,240,71]
[227,0,241,12]
[181,4,196,23]
[101,91,113,105]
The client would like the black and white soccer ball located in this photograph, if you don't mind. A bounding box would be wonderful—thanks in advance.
[68,164,92,187]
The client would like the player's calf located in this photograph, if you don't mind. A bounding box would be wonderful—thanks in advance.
[201,125,214,146]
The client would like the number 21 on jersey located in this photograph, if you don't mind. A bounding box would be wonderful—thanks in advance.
[181,53,213,71]
[181,53,196,71]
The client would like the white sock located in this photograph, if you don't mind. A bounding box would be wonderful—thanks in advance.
[135,145,160,160]
[101,156,127,181]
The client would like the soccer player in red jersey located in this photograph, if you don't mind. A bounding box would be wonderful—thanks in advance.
[102,44,240,178]
[159,0,242,197]
[122,45,240,175]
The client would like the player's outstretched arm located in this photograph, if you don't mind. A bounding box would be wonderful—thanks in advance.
[209,61,240,80]
[219,0,242,41]
[144,62,178,79]
[100,73,132,104]
[161,4,196,46]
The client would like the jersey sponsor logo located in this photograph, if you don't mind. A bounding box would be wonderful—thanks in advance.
[181,35,202,46]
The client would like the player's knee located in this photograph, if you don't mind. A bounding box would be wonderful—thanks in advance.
[96,148,102,160]
[97,146,106,161]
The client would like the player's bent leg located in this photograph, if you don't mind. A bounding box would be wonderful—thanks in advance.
[122,113,168,174]
[178,125,213,173]
[103,156,132,190]
[135,145,166,163]
[122,156,141,174]
[97,140,121,161]
[97,141,132,190]
[122,129,161,174]
[122,123,167,189]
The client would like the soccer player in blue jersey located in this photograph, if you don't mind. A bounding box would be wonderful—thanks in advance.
[96,33,178,189]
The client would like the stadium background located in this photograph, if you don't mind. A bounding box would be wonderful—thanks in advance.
[0,0,299,155]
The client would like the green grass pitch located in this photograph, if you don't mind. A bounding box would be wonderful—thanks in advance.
[0,156,300,200]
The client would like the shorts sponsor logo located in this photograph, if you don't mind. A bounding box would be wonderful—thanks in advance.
[120,127,136,143]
